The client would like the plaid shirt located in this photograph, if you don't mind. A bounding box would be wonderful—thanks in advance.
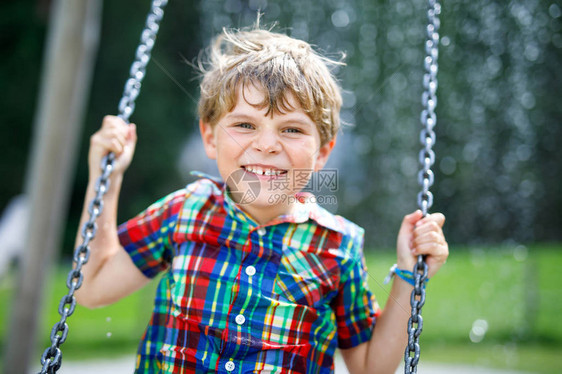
[118,173,379,373]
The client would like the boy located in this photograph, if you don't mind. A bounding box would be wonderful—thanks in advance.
[75,27,448,373]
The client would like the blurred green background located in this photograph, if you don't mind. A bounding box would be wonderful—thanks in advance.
[1,0,561,372]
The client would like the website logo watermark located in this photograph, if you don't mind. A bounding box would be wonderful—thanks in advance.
[226,168,261,204]
[266,169,339,192]
[227,168,339,206]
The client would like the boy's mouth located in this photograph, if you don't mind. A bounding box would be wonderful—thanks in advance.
[242,165,288,176]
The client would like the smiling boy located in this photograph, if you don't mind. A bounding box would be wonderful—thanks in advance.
[75,27,448,373]
[199,82,335,224]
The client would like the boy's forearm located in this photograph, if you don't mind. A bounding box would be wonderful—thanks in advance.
[364,279,413,373]
[73,172,124,304]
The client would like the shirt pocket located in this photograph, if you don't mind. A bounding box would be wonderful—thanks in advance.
[169,241,236,328]
[273,248,340,308]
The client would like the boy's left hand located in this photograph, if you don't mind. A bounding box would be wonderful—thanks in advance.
[396,210,448,279]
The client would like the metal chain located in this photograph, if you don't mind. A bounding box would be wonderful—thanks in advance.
[404,0,440,373]
[38,1,168,372]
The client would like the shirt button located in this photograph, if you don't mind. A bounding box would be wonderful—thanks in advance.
[245,266,256,277]
[225,361,235,371]
[235,314,246,325]
[257,227,266,236]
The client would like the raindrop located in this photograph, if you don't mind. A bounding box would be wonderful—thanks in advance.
[511,4,532,27]
[470,248,486,267]
[212,15,232,32]
[331,10,350,28]
[491,40,505,56]
[360,23,377,40]
[439,156,457,175]
[463,142,480,163]
[395,1,412,16]
[495,175,511,193]
[390,72,407,93]
[516,144,532,161]
[359,39,377,57]
[478,196,499,216]
[224,0,242,14]
[549,4,561,19]
[520,92,536,110]
[524,43,540,62]
[502,152,518,172]
[519,179,535,198]
[485,55,502,78]
[400,156,417,177]
[513,245,528,262]
[552,34,562,49]
[291,20,309,41]
[469,319,489,343]
[106,316,112,338]
[478,282,492,298]
[441,36,450,46]
[248,0,267,11]
[386,26,404,46]
[353,135,371,155]
[342,90,356,109]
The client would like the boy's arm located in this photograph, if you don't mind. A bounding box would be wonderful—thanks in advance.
[74,116,149,309]
[341,211,448,374]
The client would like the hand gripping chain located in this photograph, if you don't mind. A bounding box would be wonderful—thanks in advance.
[38,1,168,372]
[404,1,440,373]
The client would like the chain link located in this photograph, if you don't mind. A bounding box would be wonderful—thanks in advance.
[405,1,440,373]
[37,1,168,372]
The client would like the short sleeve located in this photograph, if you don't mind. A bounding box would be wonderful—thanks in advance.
[332,232,380,349]
[118,189,186,278]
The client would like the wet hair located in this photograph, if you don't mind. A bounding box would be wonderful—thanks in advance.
[197,25,344,145]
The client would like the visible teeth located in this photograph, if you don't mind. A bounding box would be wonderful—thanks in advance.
[245,166,283,176]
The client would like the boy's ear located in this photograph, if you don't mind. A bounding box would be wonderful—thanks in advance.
[199,120,217,160]
[314,135,337,172]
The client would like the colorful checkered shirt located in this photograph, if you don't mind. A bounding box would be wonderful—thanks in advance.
[118,173,379,373]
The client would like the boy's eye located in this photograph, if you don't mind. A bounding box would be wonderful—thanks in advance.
[236,122,254,129]
[284,127,302,134]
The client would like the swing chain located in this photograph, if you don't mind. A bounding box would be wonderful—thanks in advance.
[405,0,440,373]
[38,1,168,373]
[118,0,168,123]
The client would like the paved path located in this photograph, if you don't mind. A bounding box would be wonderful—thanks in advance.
[32,355,534,373]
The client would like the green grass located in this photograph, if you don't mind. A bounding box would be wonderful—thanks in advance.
[363,244,562,373]
[1,244,561,372]
[0,267,159,363]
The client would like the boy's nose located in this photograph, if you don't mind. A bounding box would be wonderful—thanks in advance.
[254,129,281,153]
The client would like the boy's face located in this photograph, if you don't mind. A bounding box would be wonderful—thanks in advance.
[200,83,336,223]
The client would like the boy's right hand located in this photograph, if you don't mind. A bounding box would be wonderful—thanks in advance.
[89,115,137,179]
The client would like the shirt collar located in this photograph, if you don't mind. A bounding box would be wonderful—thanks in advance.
[189,171,343,233]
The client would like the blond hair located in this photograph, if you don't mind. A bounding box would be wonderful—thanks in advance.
[197,26,344,145]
